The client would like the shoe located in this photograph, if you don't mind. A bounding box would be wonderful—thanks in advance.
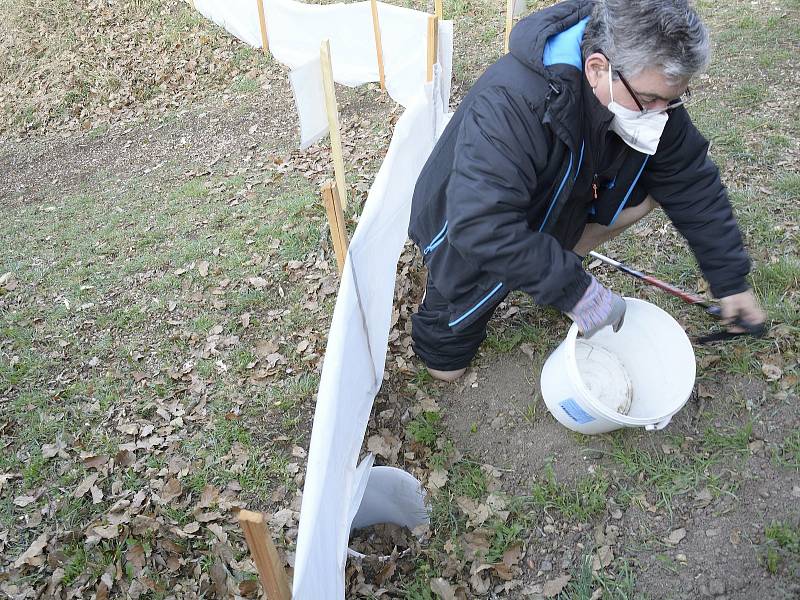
[428,367,466,383]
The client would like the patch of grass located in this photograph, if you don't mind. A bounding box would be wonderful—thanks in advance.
[485,519,524,564]
[169,180,208,202]
[22,452,49,489]
[443,0,473,18]
[428,460,488,535]
[62,543,89,586]
[231,75,258,94]
[773,431,800,469]
[609,435,723,511]
[730,82,767,109]
[766,522,800,553]
[560,554,638,600]
[402,563,438,599]
[449,461,488,500]
[407,411,442,449]
[751,258,800,326]
[774,173,800,196]
[526,465,609,521]
[701,421,752,454]
[761,521,800,574]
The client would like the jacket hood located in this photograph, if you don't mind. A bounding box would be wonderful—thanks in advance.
[509,0,593,77]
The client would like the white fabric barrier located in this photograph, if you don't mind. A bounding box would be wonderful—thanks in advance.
[193,2,455,595]
[195,0,453,110]
[290,19,452,147]
[288,57,329,149]
[194,0,263,47]
[292,74,448,599]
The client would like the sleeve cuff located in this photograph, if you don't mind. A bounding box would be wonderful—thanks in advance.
[711,278,750,299]
[553,267,592,313]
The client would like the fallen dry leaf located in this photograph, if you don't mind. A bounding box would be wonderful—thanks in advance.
[248,276,268,289]
[430,577,457,600]
[427,469,448,490]
[92,524,120,539]
[543,575,571,597]
[14,532,48,568]
[73,473,99,499]
[159,478,183,504]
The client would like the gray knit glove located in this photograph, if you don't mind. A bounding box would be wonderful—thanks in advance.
[567,276,626,338]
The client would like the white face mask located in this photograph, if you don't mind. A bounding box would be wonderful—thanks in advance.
[606,65,668,155]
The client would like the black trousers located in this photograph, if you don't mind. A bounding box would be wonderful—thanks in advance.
[411,190,652,371]
[411,278,508,371]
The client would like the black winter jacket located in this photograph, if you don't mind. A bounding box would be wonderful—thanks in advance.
[408,0,750,333]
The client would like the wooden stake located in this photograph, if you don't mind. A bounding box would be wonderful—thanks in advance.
[504,0,514,54]
[369,0,386,93]
[320,40,348,211]
[237,510,291,600]
[321,181,349,274]
[426,14,438,83]
[434,0,443,20]
[256,0,270,54]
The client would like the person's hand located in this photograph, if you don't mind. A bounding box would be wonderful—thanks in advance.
[719,289,766,333]
[567,276,626,338]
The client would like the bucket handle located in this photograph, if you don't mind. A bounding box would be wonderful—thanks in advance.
[645,416,672,431]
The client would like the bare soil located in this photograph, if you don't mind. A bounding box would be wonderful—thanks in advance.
[438,348,800,599]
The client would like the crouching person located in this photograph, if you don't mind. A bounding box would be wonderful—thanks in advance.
[408,0,765,382]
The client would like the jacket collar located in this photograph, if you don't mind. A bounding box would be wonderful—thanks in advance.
[509,0,593,151]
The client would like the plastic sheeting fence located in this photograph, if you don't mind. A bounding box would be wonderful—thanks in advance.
[194,1,453,597]
[195,0,453,109]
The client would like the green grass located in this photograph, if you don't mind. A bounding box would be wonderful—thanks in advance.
[485,519,525,563]
[559,554,638,600]
[762,521,800,574]
[407,411,443,448]
[402,563,439,599]
[526,465,609,522]
[449,461,488,500]
[608,433,732,511]
[231,75,259,94]
[773,431,800,469]
[702,422,753,454]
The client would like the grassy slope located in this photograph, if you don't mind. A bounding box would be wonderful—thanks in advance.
[0,0,798,597]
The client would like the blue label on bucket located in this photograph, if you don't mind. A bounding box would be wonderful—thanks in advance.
[560,398,596,424]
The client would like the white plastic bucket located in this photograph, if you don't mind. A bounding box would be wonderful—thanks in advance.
[540,298,696,434]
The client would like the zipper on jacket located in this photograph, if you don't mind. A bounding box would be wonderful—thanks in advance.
[573,140,585,183]
[538,150,574,232]
[424,220,448,255]
[609,156,650,225]
[448,282,504,328]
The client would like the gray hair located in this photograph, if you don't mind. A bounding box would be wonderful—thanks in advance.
[582,0,711,82]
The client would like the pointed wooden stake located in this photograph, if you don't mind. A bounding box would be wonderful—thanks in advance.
[320,39,348,211]
[370,0,386,93]
[434,0,443,20]
[426,14,438,83]
[504,0,514,54]
[238,510,291,600]
[256,0,269,54]
[321,180,349,274]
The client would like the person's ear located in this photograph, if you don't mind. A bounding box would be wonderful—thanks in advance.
[584,52,609,89]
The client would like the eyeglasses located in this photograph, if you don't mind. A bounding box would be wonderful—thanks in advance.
[615,69,692,115]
